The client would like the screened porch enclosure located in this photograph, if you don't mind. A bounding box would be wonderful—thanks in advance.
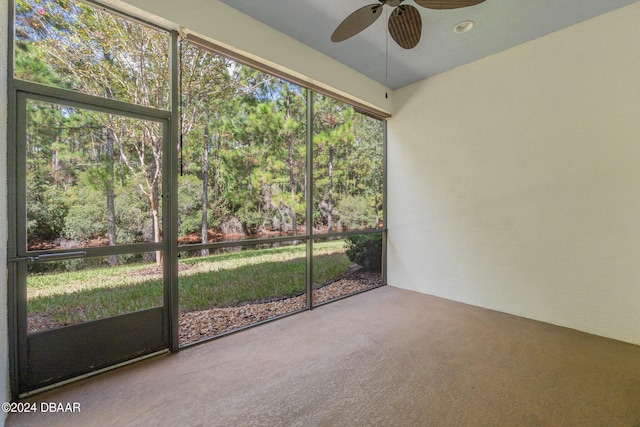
[8,0,387,396]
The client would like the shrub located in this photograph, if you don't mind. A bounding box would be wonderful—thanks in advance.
[238,206,264,235]
[61,183,153,245]
[63,188,106,242]
[178,174,204,236]
[344,233,382,271]
[336,195,376,230]
[27,179,68,243]
[63,202,106,242]
[177,175,230,238]
[114,188,152,243]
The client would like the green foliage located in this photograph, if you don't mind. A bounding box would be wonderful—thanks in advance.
[237,205,265,234]
[114,188,154,244]
[26,178,68,242]
[178,174,229,237]
[178,174,205,235]
[62,189,106,242]
[15,1,386,345]
[337,195,377,230]
[345,234,383,271]
[61,181,151,244]
[13,44,66,87]
[16,0,384,250]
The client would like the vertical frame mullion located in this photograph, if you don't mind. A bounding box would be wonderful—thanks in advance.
[168,30,180,353]
[13,93,28,399]
[12,50,26,257]
[382,119,388,284]
[306,89,314,310]
[7,0,20,398]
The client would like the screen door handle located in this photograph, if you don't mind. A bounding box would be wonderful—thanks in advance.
[9,251,87,262]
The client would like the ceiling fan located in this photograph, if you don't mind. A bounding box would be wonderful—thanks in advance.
[331,0,485,49]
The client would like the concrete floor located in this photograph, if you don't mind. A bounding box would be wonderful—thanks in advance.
[7,286,640,426]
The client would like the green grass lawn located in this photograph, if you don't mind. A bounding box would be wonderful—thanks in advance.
[27,240,351,326]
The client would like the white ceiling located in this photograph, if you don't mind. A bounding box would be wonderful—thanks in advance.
[219,0,640,89]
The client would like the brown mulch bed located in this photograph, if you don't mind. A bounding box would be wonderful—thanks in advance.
[179,269,382,345]
[179,270,383,345]
[26,269,384,343]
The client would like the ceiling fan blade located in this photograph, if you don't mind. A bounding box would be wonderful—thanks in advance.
[388,5,422,49]
[414,0,485,10]
[331,4,383,42]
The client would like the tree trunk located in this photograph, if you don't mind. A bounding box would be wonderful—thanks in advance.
[106,128,119,267]
[213,131,221,198]
[303,170,307,230]
[328,146,333,233]
[288,134,297,236]
[151,165,162,266]
[201,116,210,257]
[151,192,162,266]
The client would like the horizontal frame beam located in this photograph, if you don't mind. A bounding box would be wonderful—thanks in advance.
[184,34,391,121]
[13,80,171,121]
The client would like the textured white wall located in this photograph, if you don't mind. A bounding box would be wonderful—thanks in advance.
[1,0,10,416]
[388,2,640,345]
[103,0,392,116]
